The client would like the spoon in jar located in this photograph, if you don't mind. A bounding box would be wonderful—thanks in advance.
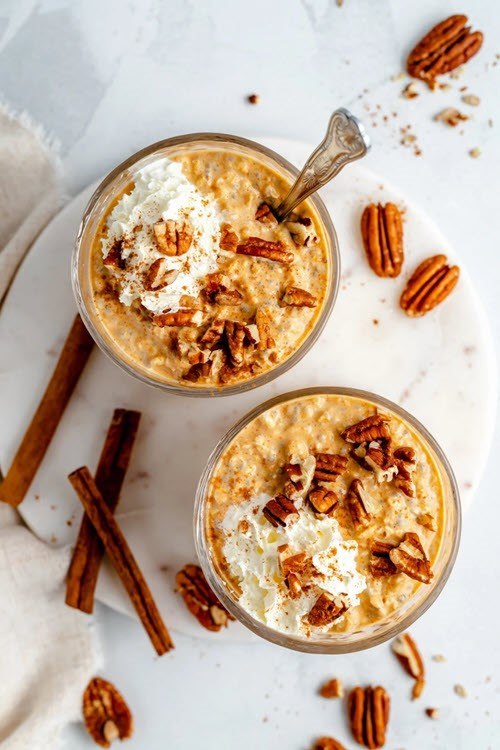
[273,108,370,223]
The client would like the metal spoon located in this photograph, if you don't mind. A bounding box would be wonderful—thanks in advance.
[274,108,370,222]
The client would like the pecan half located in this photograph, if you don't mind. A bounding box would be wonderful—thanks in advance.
[153,309,204,327]
[103,239,125,270]
[400,254,460,317]
[83,677,133,748]
[307,593,347,627]
[153,219,193,256]
[281,286,318,308]
[175,564,234,631]
[319,678,344,699]
[369,540,398,578]
[219,223,239,252]
[314,453,348,482]
[348,685,390,749]
[393,446,416,497]
[308,486,339,515]
[392,632,425,699]
[143,258,179,291]
[407,15,483,85]
[263,494,298,527]
[255,202,277,224]
[313,738,346,750]
[236,236,294,264]
[361,203,404,278]
[389,532,433,584]
[341,415,391,445]
[255,307,276,350]
[204,273,242,305]
[346,479,372,528]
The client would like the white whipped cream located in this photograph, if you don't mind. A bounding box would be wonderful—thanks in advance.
[101,157,222,313]
[221,495,366,636]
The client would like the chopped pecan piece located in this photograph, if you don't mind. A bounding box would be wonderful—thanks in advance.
[255,307,276,350]
[285,216,315,246]
[348,685,390,749]
[417,512,436,531]
[426,707,440,720]
[278,547,311,577]
[152,309,204,327]
[308,486,339,515]
[219,223,239,252]
[346,479,372,528]
[400,254,460,317]
[435,107,469,127]
[353,443,397,483]
[143,258,179,291]
[204,273,242,305]
[199,318,226,349]
[314,453,348,481]
[103,239,125,270]
[182,361,212,382]
[281,286,318,308]
[307,593,347,627]
[313,738,346,750]
[153,219,193,256]
[319,678,344,699]
[407,15,483,86]
[286,571,302,598]
[255,201,277,224]
[236,236,294,264]
[393,446,416,496]
[389,532,433,584]
[175,564,234,631]
[263,494,298,527]
[361,203,404,278]
[83,677,133,748]
[369,540,398,578]
[342,415,391,445]
[392,632,425,700]
[218,360,262,384]
[283,455,316,502]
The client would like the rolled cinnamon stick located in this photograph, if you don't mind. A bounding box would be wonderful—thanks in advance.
[0,315,94,507]
[66,409,141,613]
[68,466,174,655]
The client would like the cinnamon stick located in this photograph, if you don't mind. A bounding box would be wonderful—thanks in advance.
[0,315,94,507]
[68,466,174,655]
[66,409,141,613]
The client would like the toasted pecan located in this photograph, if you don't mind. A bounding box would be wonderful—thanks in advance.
[281,286,318,308]
[255,307,276,350]
[219,223,239,252]
[348,685,390,749]
[307,593,347,627]
[83,677,133,748]
[236,236,294,264]
[389,532,433,584]
[361,203,404,278]
[175,564,234,631]
[103,239,125,270]
[263,494,298,527]
[346,479,372,528]
[255,202,277,224]
[153,219,192,256]
[341,415,391,445]
[407,15,483,85]
[392,632,425,699]
[319,678,344,699]
[313,738,346,750]
[143,258,179,291]
[400,254,460,317]
[314,453,348,482]
[369,539,398,578]
[153,309,204,327]
[308,486,339,515]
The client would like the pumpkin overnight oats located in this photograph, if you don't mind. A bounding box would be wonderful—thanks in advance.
[79,139,335,392]
[197,389,460,650]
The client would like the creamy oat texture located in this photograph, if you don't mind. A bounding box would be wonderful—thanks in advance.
[206,393,447,637]
[90,148,329,387]
[102,158,221,313]
[222,494,366,635]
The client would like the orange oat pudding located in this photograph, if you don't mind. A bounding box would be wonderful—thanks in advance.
[89,148,331,389]
[203,392,453,639]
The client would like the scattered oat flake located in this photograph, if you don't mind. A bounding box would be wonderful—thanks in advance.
[469,147,481,159]
[435,108,469,127]
[454,684,468,698]
[402,82,419,99]
[426,707,440,720]
[462,94,480,106]
[247,93,260,105]
[432,654,446,662]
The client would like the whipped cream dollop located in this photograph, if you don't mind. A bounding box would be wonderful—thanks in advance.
[101,157,222,313]
[221,495,366,636]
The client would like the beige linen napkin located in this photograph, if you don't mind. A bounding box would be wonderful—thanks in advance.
[0,102,99,750]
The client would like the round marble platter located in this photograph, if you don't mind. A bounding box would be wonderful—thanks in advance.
[0,138,495,642]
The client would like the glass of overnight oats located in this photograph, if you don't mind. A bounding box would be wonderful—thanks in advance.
[73,135,338,395]
[195,387,460,653]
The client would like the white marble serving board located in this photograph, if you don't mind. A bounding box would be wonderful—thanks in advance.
[0,138,495,642]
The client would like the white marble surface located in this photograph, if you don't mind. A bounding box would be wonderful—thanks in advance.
[0,1,499,749]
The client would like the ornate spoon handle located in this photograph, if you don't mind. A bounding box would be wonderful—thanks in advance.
[274,108,370,222]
